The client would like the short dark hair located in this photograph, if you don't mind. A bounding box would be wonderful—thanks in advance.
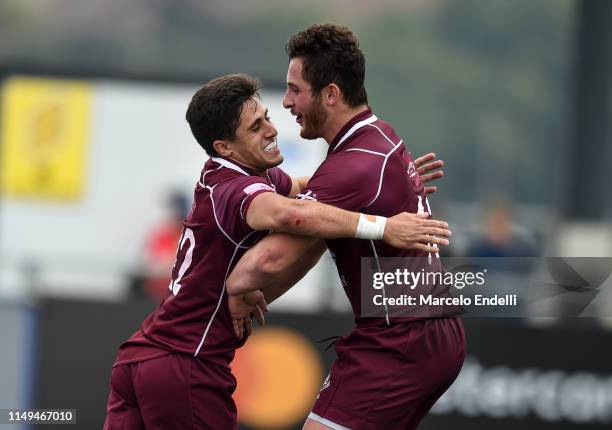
[186,74,261,157]
[286,24,368,107]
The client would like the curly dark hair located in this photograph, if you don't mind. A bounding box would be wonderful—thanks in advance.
[186,74,260,157]
[286,24,368,107]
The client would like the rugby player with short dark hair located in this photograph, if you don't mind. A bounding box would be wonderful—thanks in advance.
[102,73,452,429]
[226,24,466,430]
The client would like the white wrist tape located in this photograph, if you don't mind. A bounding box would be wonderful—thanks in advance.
[355,214,387,240]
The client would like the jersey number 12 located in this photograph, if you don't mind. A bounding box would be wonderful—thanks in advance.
[169,228,195,295]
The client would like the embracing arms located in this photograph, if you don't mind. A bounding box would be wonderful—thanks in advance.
[228,152,447,336]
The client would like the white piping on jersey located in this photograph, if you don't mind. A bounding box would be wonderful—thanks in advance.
[364,140,403,208]
[194,229,259,357]
[345,148,387,157]
[370,240,391,326]
[239,196,248,221]
[211,157,250,176]
[206,185,250,249]
[332,115,378,152]
[307,412,352,430]
[265,171,278,193]
[333,114,405,208]
[367,123,400,148]
[199,164,223,188]
[332,114,401,326]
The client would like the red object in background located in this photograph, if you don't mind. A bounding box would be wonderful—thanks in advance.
[144,222,183,301]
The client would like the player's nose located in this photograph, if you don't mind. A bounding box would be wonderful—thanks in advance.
[265,121,278,138]
[282,90,292,109]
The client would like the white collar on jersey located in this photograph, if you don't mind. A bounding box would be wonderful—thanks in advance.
[332,114,378,152]
[211,157,250,176]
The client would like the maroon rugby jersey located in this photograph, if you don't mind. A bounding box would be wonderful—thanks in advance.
[115,157,292,367]
[298,108,445,324]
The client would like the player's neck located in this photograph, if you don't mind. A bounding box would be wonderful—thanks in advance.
[322,104,369,145]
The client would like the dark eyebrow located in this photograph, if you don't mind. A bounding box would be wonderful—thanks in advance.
[246,108,269,131]
[287,82,299,90]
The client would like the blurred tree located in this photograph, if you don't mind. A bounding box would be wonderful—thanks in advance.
[0,0,574,206]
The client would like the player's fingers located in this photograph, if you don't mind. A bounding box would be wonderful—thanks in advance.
[422,219,449,229]
[245,316,253,336]
[421,171,444,183]
[256,297,268,313]
[420,171,444,183]
[233,319,243,338]
[413,243,439,253]
[416,212,430,219]
[419,235,449,246]
[424,186,437,195]
[243,292,257,306]
[413,153,436,167]
[254,305,266,326]
[417,160,444,175]
[423,227,452,237]
[432,237,450,246]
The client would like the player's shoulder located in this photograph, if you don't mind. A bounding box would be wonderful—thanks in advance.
[266,166,289,184]
[308,148,384,194]
[347,117,403,153]
[354,118,402,147]
[267,165,287,176]
[201,158,270,191]
[191,169,270,212]
[214,174,272,199]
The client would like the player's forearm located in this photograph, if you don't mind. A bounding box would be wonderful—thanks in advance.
[247,193,386,241]
[261,242,325,303]
[226,251,266,296]
[226,235,322,297]
[274,199,359,238]
[258,256,318,304]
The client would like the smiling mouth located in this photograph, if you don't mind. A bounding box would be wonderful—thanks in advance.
[264,140,278,152]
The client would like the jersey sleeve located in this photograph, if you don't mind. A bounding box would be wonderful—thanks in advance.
[212,176,276,240]
[297,151,383,212]
[267,166,292,197]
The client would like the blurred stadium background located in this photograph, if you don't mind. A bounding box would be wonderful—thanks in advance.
[1,0,611,429]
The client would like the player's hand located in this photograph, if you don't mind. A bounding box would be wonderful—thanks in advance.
[383,212,451,252]
[414,153,444,195]
[243,289,269,312]
[229,291,267,339]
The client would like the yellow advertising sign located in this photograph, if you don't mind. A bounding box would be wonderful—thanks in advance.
[0,77,91,200]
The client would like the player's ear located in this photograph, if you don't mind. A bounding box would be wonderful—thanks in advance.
[213,140,232,157]
[324,84,341,106]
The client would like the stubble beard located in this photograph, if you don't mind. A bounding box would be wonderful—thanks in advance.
[300,96,327,140]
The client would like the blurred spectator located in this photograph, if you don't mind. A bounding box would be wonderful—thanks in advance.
[141,190,189,301]
[467,199,538,273]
